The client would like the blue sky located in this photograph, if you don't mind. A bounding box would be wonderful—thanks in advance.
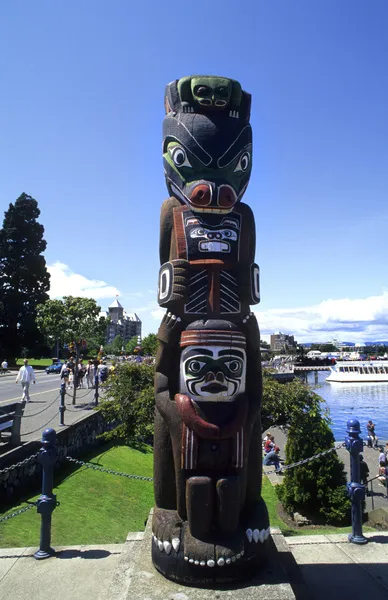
[1,1,387,342]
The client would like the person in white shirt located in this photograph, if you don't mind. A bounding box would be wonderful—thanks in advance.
[15,359,36,402]
[1,359,8,372]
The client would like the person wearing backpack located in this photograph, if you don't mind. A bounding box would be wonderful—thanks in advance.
[98,360,109,383]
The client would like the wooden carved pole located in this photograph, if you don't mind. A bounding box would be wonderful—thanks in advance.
[153,76,269,585]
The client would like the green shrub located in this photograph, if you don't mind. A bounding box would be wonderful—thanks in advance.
[276,413,351,525]
[98,363,155,444]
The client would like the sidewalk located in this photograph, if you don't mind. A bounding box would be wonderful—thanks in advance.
[1,530,388,599]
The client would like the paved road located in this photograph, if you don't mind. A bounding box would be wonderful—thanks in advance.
[0,371,100,446]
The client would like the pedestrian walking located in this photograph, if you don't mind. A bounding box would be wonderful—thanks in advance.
[86,360,95,388]
[15,359,36,402]
[60,362,71,387]
[1,359,8,373]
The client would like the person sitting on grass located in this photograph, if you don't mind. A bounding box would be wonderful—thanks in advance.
[263,446,282,473]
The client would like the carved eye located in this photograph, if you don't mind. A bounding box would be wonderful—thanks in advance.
[224,230,232,237]
[188,360,205,374]
[216,86,228,97]
[169,145,192,168]
[195,86,210,97]
[225,360,242,374]
[234,152,251,173]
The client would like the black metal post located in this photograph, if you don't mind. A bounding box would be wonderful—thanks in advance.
[94,372,99,406]
[345,419,368,545]
[34,428,58,559]
[59,382,66,426]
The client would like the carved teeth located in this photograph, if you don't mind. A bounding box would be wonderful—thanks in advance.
[231,556,236,563]
[246,528,253,542]
[189,558,194,564]
[163,541,172,554]
[184,556,189,561]
[241,550,244,556]
[226,558,231,565]
[194,560,199,565]
[158,540,164,551]
[253,529,260,543]
[259,529,266,543]
[172,538,180,552]
[207,559,215,568]
[217,558,225,566]
[236,553,241,559]
[264,527,270,540]
[200,560,205,567]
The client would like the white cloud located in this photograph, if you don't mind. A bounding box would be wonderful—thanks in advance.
[48,262,120,300]
[254,290,388,343]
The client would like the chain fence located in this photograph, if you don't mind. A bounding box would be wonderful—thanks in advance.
[65,456,154,481]
[0,452,39,476]
[264,442,346,475]
[0,502,37,524]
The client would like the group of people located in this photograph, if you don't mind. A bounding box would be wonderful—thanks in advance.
[60,358,111,389]
[262,432,282,473]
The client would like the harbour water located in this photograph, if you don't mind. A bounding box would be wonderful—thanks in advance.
[303,370,388,442]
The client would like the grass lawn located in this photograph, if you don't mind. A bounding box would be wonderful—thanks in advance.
[0,447,375,548]
[0,444,154,547]
[15,358,52,367]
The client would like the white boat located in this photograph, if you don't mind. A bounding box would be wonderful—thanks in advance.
[326,361,388,383]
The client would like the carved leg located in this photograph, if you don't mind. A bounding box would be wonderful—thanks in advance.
[186,476,214,537]
[216,476,240,534]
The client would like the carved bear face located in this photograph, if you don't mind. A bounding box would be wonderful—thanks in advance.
[163,76,252,214]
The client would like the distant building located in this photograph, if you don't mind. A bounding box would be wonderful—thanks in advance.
[270,332,297,352]
[101,299,142,346]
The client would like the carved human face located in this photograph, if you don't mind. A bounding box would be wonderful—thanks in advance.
[180,346,246,402]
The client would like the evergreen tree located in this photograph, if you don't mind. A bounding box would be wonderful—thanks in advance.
[0,194,50,358]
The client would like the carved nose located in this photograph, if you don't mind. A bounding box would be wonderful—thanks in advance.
[205,372,215,383]
[216,372,225,383]
[218,185,236,209]
[190,184,212,208]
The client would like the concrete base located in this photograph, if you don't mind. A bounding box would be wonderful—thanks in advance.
[121,514,299,599]
[368,507,388,530]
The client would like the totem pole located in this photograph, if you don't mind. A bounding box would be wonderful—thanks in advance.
[153,76,269,585]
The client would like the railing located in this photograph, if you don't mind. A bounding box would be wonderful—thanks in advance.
[1,418,380,557]
[0,378,101,444]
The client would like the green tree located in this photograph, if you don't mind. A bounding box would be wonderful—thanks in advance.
[141,333,158,356]
[111,334,125,355]
[99,362,155,444]
[261,371,324,433]
[37,296,107,402]
[125,336,138,354]
[0,193,50,359]
[276,414,351,524]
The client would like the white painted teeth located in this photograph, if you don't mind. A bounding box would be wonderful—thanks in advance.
[153,535,180,554]
[217,558,225,566]
[200,560,205,567]
[226,558,231,565]
[163,541,172,554]
[207,559,215,568]
[172,537,180,552]
[248,528,270,544]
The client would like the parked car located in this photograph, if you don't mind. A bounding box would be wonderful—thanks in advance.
[45,362,64,374]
